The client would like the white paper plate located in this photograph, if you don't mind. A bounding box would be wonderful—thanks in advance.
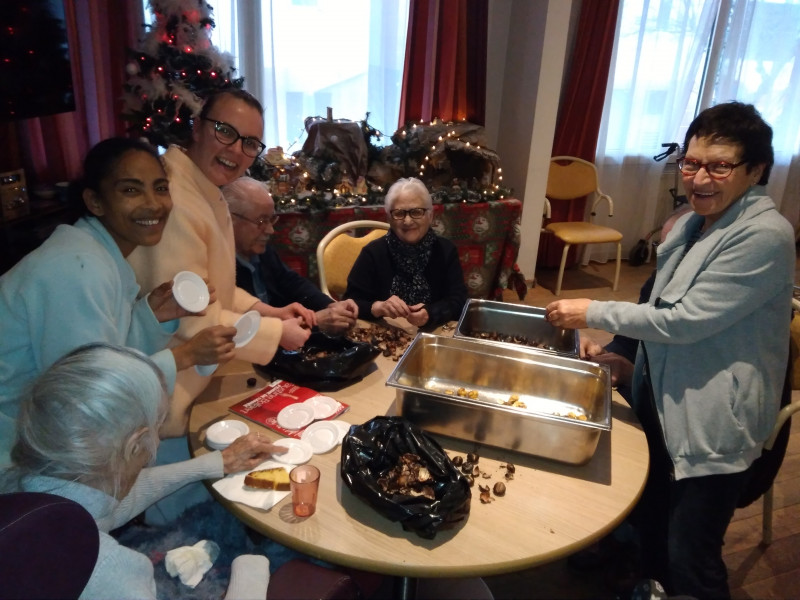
[206,420,249,450]
[233,310,261,348]
[301,421,341,454]
[195,363,218,376]
[303,395,341,420]
[172,271,210,313]
[271,438,313,465]
[332,420,352,442]
[276,403,315,430]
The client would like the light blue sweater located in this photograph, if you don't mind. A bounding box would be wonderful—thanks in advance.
[586,188,795,480]
[0,217,177,463]
[12,452,269,599]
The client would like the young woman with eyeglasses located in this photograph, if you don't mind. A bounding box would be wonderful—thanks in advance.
[545,102,795,598]
[127,89,310,445]
[344,177,467,328]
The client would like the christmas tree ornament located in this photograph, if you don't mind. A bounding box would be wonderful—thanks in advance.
[121,0,243,148]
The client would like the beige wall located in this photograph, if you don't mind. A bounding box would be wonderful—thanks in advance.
[485,0,577,280]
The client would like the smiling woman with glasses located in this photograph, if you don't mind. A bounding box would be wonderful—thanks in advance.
[343,177,467,329]
[127,88,311,450]
[545,102,794,599]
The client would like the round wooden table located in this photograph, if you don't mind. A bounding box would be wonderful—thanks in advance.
[189,344,649,583]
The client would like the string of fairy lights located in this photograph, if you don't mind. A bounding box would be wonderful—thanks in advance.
[258,117,511,212]
[124,3,512,206]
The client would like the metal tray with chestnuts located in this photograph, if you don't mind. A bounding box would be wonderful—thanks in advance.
[454,298,580,357]
[387,333,611,465]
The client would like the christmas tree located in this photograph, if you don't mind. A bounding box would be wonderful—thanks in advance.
[122,0,243,148]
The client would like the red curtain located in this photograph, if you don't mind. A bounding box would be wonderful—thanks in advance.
[398,0,487,127]
[538,0,620,269]
[0,0,142,187]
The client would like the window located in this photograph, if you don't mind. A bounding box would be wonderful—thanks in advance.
[602,0,800,159]
[142,0,409,149]
[589,0,800,264]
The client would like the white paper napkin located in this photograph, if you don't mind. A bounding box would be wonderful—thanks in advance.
[165,539,219,588]
[212,459,292,510]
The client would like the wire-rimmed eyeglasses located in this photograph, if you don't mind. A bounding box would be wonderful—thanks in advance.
[389,208,430,221]
[231,212,279,227]
[677,158,746,180]
[202,118,266,158]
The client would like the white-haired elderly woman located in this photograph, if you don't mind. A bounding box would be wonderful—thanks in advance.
[0,343,286,599]
[344,177,467,328]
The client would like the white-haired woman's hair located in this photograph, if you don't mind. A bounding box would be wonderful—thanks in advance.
[2,343,168,498]
[384,177,432,213]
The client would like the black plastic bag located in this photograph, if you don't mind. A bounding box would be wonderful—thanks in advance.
[254,332,380,391]
[340,416,471,539]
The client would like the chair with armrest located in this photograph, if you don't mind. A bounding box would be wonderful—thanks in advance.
[761,397,799,545]
[316,220,390,299]
[760,297,800,545]
[542,156,623,296]
[0,491,99,600]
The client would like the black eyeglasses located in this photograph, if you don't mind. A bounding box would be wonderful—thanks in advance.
[389,208,430,221]
[231,212,279,227]
[677,158,747,180]
[202,118,266,158]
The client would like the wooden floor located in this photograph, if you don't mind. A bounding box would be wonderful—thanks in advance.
[482,259,800,600]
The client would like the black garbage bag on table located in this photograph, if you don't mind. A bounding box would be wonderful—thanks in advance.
[340,416,471,539]
[254,332,380,391]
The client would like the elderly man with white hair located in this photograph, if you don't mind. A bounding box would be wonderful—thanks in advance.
[224,176,359,334]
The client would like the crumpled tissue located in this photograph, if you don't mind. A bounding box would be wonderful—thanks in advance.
[165,539,220,588]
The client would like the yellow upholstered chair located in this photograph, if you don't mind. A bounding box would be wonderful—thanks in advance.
[316,220,390,299]
[542,156,622,296]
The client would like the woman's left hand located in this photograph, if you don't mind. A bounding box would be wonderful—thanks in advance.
[544,299,592,329]
[148,279,217,322]
[220,432,288,475]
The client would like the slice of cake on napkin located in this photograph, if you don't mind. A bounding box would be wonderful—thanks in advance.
[244,467,290,491]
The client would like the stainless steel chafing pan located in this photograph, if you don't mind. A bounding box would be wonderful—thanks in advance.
[454,299,580,357]
[386,333,610,464]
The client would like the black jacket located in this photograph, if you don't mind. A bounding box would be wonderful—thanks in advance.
[343,235,467,328]
[235,247,333,312]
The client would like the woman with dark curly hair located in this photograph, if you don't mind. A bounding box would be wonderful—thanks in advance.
[546,102,795,598]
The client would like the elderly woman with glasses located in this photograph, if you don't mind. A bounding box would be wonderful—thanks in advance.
[344,177,467,328]
[545,102,795,599]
